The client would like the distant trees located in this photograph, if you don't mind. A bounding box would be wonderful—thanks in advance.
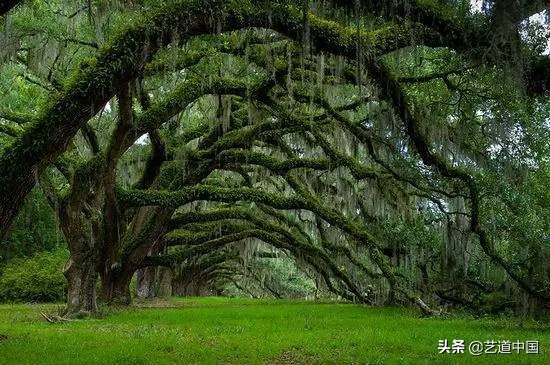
[0,0,548,316]
[0,189,62,266]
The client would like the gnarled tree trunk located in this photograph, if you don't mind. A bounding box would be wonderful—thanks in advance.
[59,203,102,317]
[63,253,99,317]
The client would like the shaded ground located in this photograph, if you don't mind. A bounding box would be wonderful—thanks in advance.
[0,297,548,364]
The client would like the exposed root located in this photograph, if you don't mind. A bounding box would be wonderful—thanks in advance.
[413,297,441,317]
[40,311,75,323]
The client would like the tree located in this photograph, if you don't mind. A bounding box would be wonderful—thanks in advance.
[0,0,548,316]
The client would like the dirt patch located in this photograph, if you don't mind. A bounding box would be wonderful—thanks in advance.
[266,347,319,365]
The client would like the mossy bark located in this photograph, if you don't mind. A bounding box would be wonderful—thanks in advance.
[63,252,99,317]
[0,0,256,238]
[100,270,133,305]
[58,197,102,317]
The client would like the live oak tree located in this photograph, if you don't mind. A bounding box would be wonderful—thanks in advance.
[0,0,548,316]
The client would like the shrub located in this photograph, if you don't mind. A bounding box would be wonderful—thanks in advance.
[0,249,69,303]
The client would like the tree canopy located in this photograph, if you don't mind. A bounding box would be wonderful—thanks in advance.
[0,0,548,317]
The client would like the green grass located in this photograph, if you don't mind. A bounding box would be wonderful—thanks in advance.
[0,297,548,364]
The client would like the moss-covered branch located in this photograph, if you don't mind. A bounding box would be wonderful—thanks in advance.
[0,0,452,238]
[162,214,373,303]
[0,0,260,237]
[0,123,23,138]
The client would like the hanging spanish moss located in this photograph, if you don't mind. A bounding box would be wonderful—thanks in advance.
[0,0,548,322]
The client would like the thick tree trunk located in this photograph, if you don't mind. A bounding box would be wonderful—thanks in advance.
[63,256,98,317]
[100,270,133,305]
[171,277,186,297]
[157,267,172,297]
[136,267,157,299]
[172,274,210,297]
[491,0,522,64]
[59,206,102,317]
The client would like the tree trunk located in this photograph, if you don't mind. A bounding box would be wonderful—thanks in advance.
[63,256,98,317]
[60,209,101,317]
[172,272,212,297]
[487,0,524,86]
[172,276,186,297]
[136,267,157,299]
[157,267,172,297]
[100,270,133,305]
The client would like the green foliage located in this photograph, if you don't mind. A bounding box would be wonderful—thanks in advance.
[0,188,64,266]
[0,249,68,303]
[479,291,515,314]
[225,256,317,298]
[0,0,548,314]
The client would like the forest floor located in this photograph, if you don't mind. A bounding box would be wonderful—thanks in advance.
[0,297,548,364]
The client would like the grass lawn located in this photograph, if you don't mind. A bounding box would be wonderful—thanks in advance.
[0,297,548,364]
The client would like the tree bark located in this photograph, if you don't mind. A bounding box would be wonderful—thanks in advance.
[157,267,172,297]
[136,267,157,299]
[59,200,102,317]
[100,269,133,305]
[63,255,98,317]
[172,271,212,297]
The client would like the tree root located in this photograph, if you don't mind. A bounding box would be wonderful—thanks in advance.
[40,311,75,323]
